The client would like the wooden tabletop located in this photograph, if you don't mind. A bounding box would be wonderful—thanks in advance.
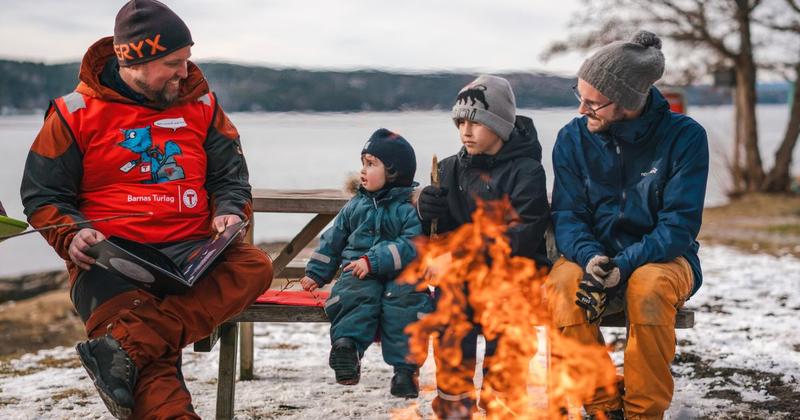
[252,188,351,214]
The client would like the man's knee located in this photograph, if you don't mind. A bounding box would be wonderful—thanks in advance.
[227,242,273,297]
[72,268,139,323]
[625,263,683,325]
[546,258,585,327]
[253,249,273,295]
[84,289,155,338]
[546,258,584,296]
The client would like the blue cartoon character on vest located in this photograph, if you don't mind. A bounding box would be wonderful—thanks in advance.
[118,126,185,184]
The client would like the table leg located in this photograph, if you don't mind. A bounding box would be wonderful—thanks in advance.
[239,322,255,380]
[216,322,238,420]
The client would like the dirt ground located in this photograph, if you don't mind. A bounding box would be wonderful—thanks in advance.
[699,193,800,258]
[0,289,84,361]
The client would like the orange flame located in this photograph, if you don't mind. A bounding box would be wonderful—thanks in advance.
[398,199,617,419]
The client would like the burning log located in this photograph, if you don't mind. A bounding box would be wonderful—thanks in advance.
[400,199,617,419]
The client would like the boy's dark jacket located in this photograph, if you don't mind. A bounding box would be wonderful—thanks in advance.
[422,115,550,267]
[551,87,708,295]
[306,184,421,286]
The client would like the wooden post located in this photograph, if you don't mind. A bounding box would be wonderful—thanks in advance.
[240,218,255,380]
[239,322,255,380]
[216,322,239,420]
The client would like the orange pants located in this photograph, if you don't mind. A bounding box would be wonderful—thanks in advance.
[545,257,693,420]
[82,242,272,419]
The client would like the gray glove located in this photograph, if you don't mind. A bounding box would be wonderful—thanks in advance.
[585,255,621,289]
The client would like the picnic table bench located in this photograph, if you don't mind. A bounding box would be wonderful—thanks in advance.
[193,188,695,419]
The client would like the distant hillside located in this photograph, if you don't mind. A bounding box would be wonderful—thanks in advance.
[200,63,579,112]
[0,59,790,114]
[0,59,576,113]
[0,61,79,112]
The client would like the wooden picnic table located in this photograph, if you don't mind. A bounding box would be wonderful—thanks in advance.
[193,188,349,420]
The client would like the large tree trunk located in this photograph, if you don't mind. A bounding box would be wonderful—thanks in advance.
[731,88,745,196]
[735,1,765,191]
[762,78,800,192]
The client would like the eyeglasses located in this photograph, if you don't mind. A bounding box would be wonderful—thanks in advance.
[572,85,613,116]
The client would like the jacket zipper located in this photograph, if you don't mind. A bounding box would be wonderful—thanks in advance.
[613,139,626,249]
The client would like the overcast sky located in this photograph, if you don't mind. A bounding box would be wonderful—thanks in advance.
[0,0,587,76]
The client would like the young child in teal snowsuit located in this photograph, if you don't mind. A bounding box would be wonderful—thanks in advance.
[300,128,433,398]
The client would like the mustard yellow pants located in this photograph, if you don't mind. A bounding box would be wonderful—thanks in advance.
[545,257,694,420]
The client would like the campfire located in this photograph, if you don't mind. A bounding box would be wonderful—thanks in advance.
[399,199,618,419]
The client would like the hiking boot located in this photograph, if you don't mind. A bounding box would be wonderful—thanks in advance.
[606,409,625,420]
[585,408,624,420]
[390,369,419,398]
[329,337,360,385]
[431,395,475,419]
[76,335,138,419]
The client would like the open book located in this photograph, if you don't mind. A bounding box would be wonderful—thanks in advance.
[85,220,249,296]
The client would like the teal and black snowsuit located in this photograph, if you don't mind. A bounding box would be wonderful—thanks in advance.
[305,185,433,371]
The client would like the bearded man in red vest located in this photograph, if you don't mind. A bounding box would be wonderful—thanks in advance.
[20,1,273,418]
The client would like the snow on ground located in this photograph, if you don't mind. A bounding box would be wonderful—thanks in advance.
[1,244,799,419]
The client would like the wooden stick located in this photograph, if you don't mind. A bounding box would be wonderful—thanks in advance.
[0,212,153,240]
[430,154,440,238]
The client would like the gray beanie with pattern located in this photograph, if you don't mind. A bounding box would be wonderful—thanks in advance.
[578,30,665,111]
[452,75,516,141]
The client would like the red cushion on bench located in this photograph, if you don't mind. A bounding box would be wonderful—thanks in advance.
[255,290,330,307]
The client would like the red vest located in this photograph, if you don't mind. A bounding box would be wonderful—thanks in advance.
[53,92,216,243]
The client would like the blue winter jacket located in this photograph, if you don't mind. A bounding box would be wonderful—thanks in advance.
[306,185,422,286]
[552,87,709,295]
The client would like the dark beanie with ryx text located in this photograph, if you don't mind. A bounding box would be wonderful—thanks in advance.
[113,0,194,66]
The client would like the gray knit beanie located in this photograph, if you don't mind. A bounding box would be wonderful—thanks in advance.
[578,30,665,111]
[452,75,516,141]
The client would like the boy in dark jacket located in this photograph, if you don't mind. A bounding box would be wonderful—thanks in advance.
[300,129,433,398]
[417,75,550,417]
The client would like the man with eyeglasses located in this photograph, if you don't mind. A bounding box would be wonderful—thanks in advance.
[546,31,709,420]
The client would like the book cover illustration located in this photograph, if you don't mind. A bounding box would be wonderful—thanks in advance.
[86,220,249,296]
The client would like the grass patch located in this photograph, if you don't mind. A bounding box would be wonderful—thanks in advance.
[704,193,800,219]
[51,388,90,404]
[0,362,42,377]
[0,355,80,377]
[764,224,800,235]
[699,193,800,258]
[0,396,20,406]
[265,343,301,350]
[37,355,81,369]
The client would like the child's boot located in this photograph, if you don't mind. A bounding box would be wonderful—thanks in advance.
[329,337,360,385]
[390,367,419,398]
